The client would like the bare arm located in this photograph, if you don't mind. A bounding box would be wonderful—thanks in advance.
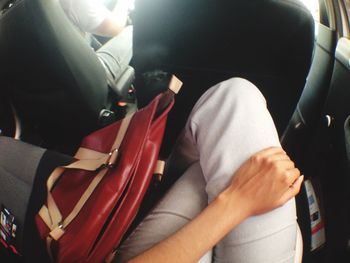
[127,147,303,263]
[111,0,130,26]
[92,15,125,37]
[93,0,130,37]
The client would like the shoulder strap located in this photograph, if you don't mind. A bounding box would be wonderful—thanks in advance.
[168,75,182,94]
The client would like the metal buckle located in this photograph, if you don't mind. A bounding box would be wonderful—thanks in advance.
[105,148,119,168]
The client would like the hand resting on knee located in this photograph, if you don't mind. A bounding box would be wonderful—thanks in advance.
[127,146,303,263]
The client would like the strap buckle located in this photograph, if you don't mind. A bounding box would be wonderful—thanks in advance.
[104,149,119,168]
[49,221,65,241]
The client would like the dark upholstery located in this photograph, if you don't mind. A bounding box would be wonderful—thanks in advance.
[132,0,315,142]
[281,24,337,160]
[0,0,109,139]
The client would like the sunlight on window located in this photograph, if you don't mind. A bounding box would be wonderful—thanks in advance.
[299,0,320,22]
[127,0,135,11]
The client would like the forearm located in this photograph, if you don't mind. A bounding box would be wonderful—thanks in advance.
[127,191,246,263]
[92,14,126,37]
[125,146,302,262]
[111,0,129,27]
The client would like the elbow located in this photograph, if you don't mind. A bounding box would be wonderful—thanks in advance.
[92,17,125,37]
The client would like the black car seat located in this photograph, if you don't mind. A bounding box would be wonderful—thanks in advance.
[280,19,339,261]
[312,37,350,262]
[294,36,350,262]
[132,0,315,154]
[0,0,134,149]
[282,23,337,162]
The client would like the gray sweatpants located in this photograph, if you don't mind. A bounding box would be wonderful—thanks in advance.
[96,26,133,82]
[0,137,45,251]
[115,78,297,263]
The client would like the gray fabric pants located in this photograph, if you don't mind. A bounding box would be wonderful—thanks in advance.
[96,26,133,82]
[115,78,297,263]
[0,137,45,252]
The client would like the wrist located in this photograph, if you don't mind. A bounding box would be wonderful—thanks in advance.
[216,187,250,226]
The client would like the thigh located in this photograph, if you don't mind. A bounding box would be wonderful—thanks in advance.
[0,137,46,240]
[178,78,298,262]
[115,162,212,263]
[214,200,297,263]
[0,137,72,259]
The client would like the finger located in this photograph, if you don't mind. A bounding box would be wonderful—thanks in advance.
[266,154,291,163]
[286,168,301,185]
[254,146,286,158]
[262,159,295,174]
[279,175,304,204]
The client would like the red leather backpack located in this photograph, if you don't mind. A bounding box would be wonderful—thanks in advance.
[36,76,182,262]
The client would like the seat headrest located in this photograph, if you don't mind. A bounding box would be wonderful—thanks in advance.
[132,0,314,77]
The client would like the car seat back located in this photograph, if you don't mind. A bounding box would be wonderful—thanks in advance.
[0,0,109,140]
[132,0,315,142]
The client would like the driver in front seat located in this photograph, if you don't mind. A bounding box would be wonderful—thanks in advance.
[59,0,133,82]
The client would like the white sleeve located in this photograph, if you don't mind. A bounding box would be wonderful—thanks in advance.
[68,0,110,33]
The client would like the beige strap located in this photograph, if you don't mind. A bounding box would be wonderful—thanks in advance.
[154,160,166,182]
[74,147,108,160]
[44,168,109,243]
[49,226,65,241]
[154,160,165,175]
[46,167,65,228]
[110,112,134,152]
[65,156,109,171]
[38,205,52,228]
[60,168,108,235]
[168,75,183,94]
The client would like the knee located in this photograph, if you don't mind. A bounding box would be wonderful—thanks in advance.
[190,77,268,123]
[215,77,266,106]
